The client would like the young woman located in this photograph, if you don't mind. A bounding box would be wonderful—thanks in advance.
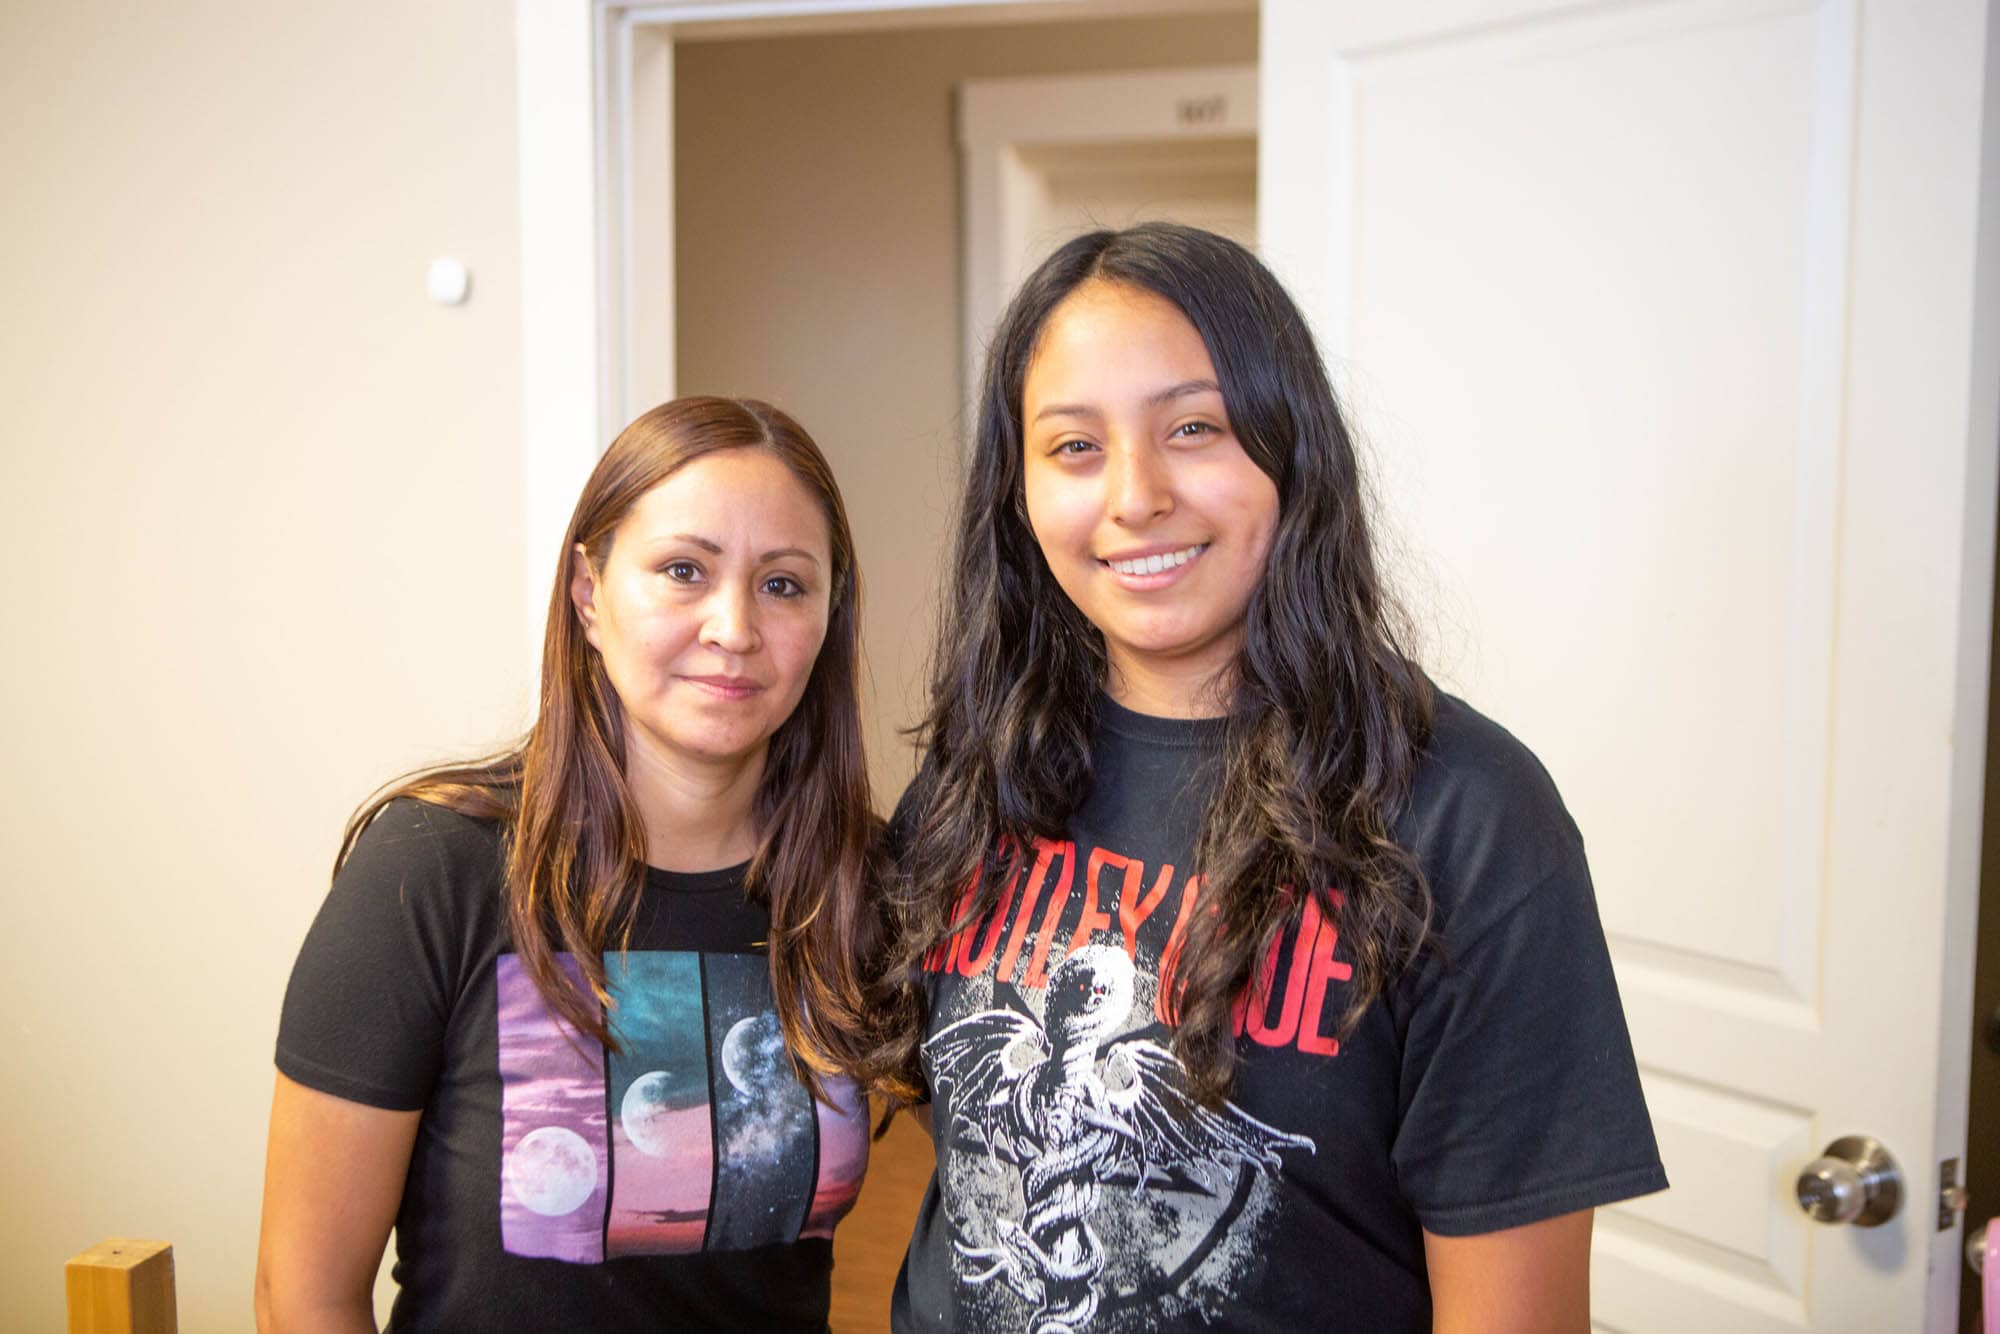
[880,224,1666,1333]
[257,397,882,1333]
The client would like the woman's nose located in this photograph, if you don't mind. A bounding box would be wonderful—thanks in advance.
[700,585,759,654]
[1107,442,1173,526]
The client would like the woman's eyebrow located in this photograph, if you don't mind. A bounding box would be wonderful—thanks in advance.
[1031,378,1222,425]
[760,547,822,566]
[664,534,821,566]
[1146,378,1222,408]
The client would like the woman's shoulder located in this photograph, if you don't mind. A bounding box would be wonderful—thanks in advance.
[339,795,507,902]
[1398,690,1588,931]
[1411,691,1573,811]
[280,798,506,1107]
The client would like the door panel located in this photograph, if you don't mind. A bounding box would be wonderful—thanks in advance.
[1261,1,2000,1329]
[1021,137,1257,267]
[1342,1,1826,995]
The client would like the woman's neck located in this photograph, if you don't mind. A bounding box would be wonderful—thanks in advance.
[1104,653,1235,720]
[622,733,764,872]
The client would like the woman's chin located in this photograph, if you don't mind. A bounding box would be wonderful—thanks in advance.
[1104,625,1242,678]
[626,720,774,775]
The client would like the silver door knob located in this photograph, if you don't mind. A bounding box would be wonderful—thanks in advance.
[1796,1135,1902,1227]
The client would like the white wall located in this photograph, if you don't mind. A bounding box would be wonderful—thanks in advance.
[0,2,529,1327]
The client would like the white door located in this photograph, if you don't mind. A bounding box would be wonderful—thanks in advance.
[1260,1,2000,1330]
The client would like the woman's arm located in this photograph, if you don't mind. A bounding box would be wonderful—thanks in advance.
[1423,1209,1594,1334]
[254,1072,421,1334]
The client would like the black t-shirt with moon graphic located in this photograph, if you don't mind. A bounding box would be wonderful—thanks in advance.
[277,799,867,1332]
[891,691,1667,1333]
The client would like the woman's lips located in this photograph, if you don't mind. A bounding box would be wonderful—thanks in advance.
[1098,542,1209,588]
[681,675,763,700]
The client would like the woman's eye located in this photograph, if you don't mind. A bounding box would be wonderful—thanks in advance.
[661,560,702,583]
[1171,420,1218,440]
[1052,438,1095,457]
[762,575,806,598]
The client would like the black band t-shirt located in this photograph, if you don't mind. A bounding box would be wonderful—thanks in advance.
[891,691,1666,1333]
[276,799,869,1332]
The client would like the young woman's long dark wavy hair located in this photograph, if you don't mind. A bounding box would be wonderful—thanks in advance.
[881,223,1434,1110]
[339,396,882,1100]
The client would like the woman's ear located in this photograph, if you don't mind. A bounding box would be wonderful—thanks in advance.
[569,543,602,649]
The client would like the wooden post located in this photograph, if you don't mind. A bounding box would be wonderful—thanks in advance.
[65,1239,176,1334]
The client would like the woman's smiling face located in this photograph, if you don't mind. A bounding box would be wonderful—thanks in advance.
[1019,279,1280,716]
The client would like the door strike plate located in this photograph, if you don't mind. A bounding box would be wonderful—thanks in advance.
[1941,1157,1967,1231]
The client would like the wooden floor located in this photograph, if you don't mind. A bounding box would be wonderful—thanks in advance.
[829,1110,935,1332]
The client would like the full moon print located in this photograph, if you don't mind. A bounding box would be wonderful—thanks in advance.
[619,1070,678,1157]
[496,955,609,1262]
[506,1125,598,1217]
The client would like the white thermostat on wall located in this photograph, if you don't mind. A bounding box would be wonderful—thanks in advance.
[427,257,471,307]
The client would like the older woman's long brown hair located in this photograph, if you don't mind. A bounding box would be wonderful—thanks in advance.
[334,397,882,1098]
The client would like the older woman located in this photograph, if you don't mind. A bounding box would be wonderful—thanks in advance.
[257,397,882,1332]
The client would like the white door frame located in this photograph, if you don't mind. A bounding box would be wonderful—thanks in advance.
[511,0,1254,650]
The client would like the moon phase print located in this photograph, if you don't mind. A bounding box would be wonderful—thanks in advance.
[495,948,869,1265]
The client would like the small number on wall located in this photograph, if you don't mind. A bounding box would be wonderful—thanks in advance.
[1176,96,1226,127]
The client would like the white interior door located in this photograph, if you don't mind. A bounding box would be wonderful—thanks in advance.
[1260,1,2000,1329]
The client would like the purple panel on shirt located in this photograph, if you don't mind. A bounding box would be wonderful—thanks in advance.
[497,954,608,1263]
[802,1074,870,1239]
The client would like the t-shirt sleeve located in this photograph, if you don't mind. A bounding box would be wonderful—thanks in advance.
[274,799,470,1111]
[1390,845,1668,1235]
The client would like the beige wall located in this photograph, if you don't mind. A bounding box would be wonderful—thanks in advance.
[674,12,1259,803]
[0,1,527,1328]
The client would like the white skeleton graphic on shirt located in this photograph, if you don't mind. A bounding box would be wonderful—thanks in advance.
[924,944,1315,1334]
